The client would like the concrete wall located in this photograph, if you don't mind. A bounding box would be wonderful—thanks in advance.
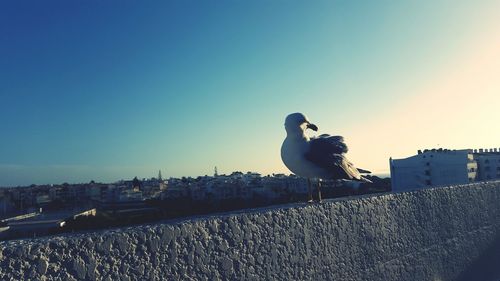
[2,181,500,281]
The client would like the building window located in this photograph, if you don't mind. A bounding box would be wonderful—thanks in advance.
[425,180,432,185]
[426,162,430,166]
[485,166,491,171]
[485,159,490,163]
[425,170,431,176]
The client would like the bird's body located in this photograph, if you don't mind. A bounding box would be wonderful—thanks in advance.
[281,113,370,184]
[281,134,331,179]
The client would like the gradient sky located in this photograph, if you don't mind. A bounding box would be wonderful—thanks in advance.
[1,0,500,186]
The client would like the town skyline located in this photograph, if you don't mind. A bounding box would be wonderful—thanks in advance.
[2,1,500,186]
[0,167,389,188]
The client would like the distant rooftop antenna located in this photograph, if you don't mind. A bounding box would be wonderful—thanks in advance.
[214,166,218,177]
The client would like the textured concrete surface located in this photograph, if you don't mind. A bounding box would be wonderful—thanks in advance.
[2,181,500,281]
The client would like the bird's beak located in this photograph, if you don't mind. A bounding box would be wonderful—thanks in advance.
[307,123,318,131]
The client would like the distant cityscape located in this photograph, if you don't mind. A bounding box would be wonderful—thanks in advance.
[3,146,499,241]
[0,170,390,241]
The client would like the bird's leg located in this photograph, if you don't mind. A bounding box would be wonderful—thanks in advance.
[307,178,313,203]
[317,179,322,203]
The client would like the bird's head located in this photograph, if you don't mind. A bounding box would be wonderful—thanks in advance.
[284,112,318,136]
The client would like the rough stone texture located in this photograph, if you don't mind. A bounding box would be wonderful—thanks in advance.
[2,181,500,281]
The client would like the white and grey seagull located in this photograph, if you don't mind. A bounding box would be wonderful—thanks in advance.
[281,112,371,202]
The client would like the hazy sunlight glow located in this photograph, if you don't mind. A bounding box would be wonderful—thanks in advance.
[345,18,500,174]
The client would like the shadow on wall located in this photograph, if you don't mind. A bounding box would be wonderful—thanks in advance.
[455,233,500,281]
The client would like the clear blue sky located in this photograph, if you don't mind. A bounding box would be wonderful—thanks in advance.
[2,0,500,186]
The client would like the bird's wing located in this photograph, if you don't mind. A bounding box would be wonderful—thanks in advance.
[334,154,364,180]
[305,135,364,180]
[310,134,348,155]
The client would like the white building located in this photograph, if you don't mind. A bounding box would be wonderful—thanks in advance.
[390,149,477,192]
[118,187,143,202]
[474,148,500,181]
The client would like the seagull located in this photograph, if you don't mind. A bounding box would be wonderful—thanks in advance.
[281,112,371,202]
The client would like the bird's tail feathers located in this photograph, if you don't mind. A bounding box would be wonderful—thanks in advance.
[357,168,371,174]
[359,176,372,183]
